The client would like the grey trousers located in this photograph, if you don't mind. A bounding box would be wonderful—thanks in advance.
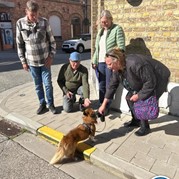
[63,86,83,112]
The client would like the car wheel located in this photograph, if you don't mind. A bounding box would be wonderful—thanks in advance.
[77,45,84,53]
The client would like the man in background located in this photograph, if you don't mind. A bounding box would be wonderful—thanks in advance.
[16,0,57,114]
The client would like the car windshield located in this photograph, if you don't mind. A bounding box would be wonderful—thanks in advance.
[73,34,91,40]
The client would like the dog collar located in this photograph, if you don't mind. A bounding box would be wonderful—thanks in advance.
[82,123,93,134]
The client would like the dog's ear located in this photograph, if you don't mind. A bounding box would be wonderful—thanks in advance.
[83,109,88,116]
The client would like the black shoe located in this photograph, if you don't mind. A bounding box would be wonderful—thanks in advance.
[79,103,85,111]
[37,104,46,114]
[135,120,150,136]
[79,98,85,111]
[124,119,140,127]
[135,127,151,136]
[49,105,57,114]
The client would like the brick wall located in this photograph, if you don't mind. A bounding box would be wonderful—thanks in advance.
[92,0,179,83]
[0,0,91,50]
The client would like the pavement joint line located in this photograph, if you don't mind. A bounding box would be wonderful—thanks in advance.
[37,126,96,160]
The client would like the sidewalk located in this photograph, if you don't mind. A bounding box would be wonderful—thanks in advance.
[1,58,179,179]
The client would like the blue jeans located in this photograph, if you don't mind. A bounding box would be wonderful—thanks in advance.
[63,86,83,112]
[29,66,54,107]
[97,62,112,104]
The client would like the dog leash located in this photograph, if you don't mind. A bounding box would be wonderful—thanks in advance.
[96,121,106,133]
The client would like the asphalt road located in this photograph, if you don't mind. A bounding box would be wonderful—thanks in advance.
[0,49,91,93]
[0,135,73,179]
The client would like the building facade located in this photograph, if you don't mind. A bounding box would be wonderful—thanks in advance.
[0,0,91,50]
[92,0,179,83]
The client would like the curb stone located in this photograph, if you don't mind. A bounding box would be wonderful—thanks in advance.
[90,149,155,179]
[37,126,96,160]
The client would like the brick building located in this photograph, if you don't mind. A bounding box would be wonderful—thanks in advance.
[0,0,91,50]
[92,0,179,83]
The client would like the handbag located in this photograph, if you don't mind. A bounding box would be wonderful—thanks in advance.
[133,96,159,120]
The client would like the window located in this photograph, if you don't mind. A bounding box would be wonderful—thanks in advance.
[70,0,80,2]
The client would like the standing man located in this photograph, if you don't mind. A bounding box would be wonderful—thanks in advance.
[16,0,57,114]
[57,52,91,112]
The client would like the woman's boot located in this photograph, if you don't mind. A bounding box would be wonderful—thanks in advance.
[135,120,150,136]
[124,117,140,127]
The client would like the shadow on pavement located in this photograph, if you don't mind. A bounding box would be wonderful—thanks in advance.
[150,114,179,136]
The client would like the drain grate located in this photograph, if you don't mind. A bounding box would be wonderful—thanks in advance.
[0,120,24,137]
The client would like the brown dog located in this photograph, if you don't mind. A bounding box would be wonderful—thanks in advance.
[49,108,97,164]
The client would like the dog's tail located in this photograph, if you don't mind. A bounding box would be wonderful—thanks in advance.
[49,147,65,165]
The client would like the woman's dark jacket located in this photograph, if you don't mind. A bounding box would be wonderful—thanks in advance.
[105,54,170,100]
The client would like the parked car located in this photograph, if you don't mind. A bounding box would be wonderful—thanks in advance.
[62,33,91,53]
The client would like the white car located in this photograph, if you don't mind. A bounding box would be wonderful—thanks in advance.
[62,33,91,53]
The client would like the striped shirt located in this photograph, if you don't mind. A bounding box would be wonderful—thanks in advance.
[16,16,56,67]
[92,23,125,65]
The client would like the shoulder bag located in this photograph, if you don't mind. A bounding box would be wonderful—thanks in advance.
[133,95,159,120]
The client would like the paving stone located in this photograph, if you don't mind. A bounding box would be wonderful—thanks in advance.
[91,149,155,179]
[174,168,179,179]
[111,133,131,146]
[113,144,137,162]
[104,142,120,155]
[39,117,56,125]
[56,124,75,134]
[148,147,171,162]
[95,140,113,152]
[150,160,177,179]
[164,140,179,155]
[147,135,166,148]
[168,153,179,167]
[31,114,47,122]
[129,140,152,155]
[131,152,155,171]
[47,118,65,129]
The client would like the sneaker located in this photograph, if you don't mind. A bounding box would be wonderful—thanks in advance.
[37,104,46,114]
[49,105,57,114]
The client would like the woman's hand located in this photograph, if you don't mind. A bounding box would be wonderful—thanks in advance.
[98,105,105,114]
[130,94,139,102]
[98,98,108,114]
[92,64,97,69]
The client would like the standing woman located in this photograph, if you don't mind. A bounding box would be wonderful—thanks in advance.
[92,10,125,113]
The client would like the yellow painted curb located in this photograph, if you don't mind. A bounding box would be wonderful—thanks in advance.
[77,141,96,160]
[38,126,63,144]
[37,126,96,160]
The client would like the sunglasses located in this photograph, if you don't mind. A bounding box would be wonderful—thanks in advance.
[105,53,118,59]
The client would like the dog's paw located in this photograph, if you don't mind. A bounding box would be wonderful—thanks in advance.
[74,157,79,161]
[89,136,97,142]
